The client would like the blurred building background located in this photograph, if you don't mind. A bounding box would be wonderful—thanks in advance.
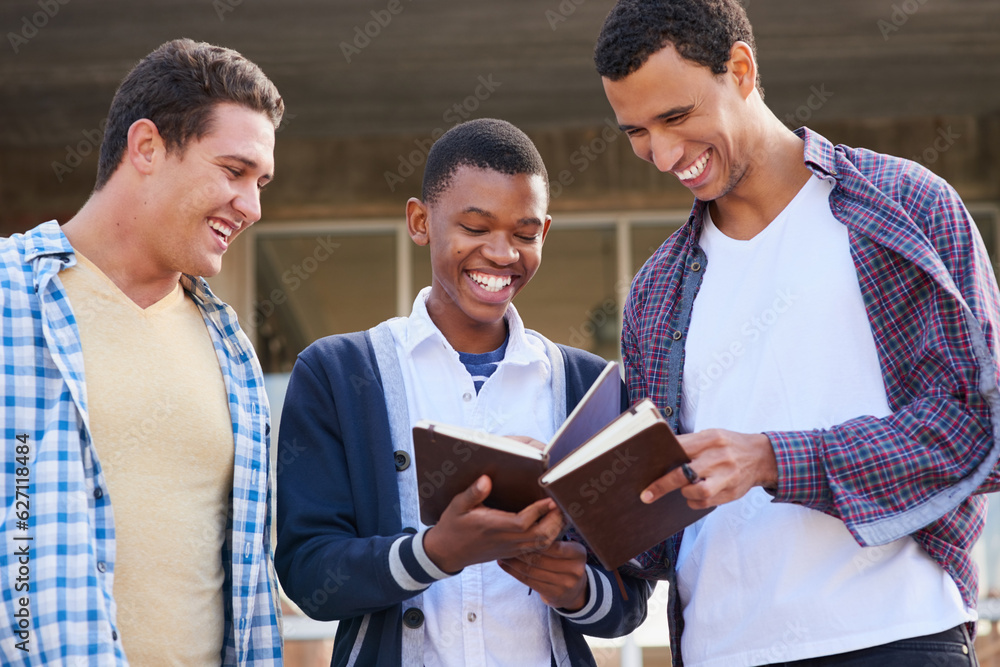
[3,0,1000,664]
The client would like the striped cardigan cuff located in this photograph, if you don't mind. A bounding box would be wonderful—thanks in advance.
[555,566,613,624]
[388,528,456,591]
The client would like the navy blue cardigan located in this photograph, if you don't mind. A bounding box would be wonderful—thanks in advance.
[275,330,649,666]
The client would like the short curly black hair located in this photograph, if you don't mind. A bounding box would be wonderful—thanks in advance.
[594,0,763,97]
[421,118,548,205]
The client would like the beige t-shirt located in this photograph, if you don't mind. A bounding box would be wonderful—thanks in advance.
[61,252,235,665]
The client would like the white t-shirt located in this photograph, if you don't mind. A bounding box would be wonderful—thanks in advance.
[676,175,973,667]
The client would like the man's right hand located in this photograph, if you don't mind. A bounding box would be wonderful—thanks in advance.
[422,475,565,574]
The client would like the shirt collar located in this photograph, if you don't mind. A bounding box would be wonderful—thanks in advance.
[402,286,549,369]
[23,220,75,263]
[25,220,221,308]
[795,126,840,181]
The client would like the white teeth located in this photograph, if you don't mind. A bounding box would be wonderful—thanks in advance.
[676,152,709,181]
[469,271,513,293]
[208,220,233,237]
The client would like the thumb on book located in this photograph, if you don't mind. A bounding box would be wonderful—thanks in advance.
[462,474,492,508]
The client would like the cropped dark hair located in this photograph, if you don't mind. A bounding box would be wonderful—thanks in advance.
[594,0,763,96]
[95,38,284,190]
[421,118,548,204]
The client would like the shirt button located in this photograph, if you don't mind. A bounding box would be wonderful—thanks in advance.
[112,630,118,641]
[93,487,103,499]
[467,612,477,622]
[691,262,701,272]
[462,392,472,402]
[96,561,107,573]
[663,406,674,417]
[672,330,682,341]
[402,608,424,629]
[394,450,411,472]
[243,541,252,559]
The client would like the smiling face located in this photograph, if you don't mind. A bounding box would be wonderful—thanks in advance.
[146,102,275,278]
[407,165,552,353]
[602,42,756,204]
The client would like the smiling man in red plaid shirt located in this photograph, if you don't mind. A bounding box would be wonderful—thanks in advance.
[594,1,1000,665]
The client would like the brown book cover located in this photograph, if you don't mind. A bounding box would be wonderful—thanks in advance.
[539,399,713,570]
[413,361,621,525]
[413,426,550,522]
[413,365,711,568]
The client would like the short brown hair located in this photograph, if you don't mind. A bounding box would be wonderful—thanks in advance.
[94,38,284,190]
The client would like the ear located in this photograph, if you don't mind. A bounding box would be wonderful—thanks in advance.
[126,118,165,176]
[406,197,431,246]
[728,41,757,100]
[540,215,552,245]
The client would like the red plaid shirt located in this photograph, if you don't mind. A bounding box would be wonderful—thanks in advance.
[621,128,1000,665]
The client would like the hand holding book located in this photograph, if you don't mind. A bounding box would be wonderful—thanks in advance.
[421,474,565,574]
[498,539,588,611]
[638,429,778,509]
[414,362,713,571]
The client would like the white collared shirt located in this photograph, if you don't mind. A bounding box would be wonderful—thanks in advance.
[387,287,556,667]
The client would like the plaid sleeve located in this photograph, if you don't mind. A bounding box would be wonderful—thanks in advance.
[768,170,1000,548]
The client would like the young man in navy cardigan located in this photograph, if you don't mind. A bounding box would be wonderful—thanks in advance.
[275,118,649,666]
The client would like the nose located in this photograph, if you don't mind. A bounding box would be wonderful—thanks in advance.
[649,132,684,173]
[482,233,518,265]
[233,182,262,225]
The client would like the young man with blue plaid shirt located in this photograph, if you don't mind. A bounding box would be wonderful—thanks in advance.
[1,39,284,665]
[596,1,1000,665]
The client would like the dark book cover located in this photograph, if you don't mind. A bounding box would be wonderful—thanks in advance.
[540,415,713,570]
[413,426,549,524]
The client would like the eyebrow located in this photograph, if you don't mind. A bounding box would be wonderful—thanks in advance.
[463,206,543,227]
[220,154,274,182]
[618,103,696,132]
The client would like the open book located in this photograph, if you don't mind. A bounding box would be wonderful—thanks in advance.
[412,361,712,570]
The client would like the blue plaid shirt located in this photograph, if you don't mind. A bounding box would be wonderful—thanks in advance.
[621,128,1000,665]
[1,221,282,665]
